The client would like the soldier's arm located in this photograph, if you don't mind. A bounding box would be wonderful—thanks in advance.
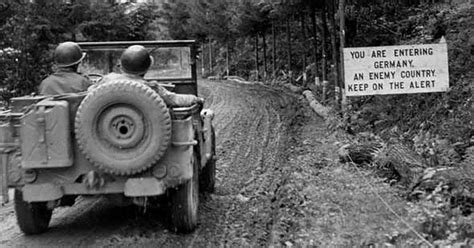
[81,76,93,91]
[154,84,203,107]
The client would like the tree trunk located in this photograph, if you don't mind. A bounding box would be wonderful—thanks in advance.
[201,44,205,77]
[208,39,213,75]
[329,0,340,109]
[255,34,259,81]
[301,14,307,87]
[310,3,319,84]
[286,16,292,83]
[272,21,276,78]
[226,42,230,77]
[262,32,267,81]
[321,1,328,102]
[321,1,328,83]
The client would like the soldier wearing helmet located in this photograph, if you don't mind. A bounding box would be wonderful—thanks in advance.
[38,42,91,95]
[98,45,203,107]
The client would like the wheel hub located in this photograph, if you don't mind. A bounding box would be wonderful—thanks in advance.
[98,106,145,149]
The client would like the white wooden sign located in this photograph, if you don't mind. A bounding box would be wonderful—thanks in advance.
[343,43,449,96]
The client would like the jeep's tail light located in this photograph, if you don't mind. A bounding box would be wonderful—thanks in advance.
[153,165,167,179]
[23,169,37,183]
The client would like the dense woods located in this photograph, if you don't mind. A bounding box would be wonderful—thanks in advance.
[0,1,160,99]
[161,1,472,174]
[0,0,472,244]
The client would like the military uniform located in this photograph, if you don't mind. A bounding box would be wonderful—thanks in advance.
[98,72,199,107]
[39,67,91,95]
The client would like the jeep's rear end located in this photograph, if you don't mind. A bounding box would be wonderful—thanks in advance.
[0,40,216,235]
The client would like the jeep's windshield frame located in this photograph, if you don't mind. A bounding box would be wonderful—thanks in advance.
[78,40,198,95]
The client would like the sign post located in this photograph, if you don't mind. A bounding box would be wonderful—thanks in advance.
[343,43,449,96]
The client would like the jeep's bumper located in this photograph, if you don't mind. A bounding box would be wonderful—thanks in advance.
[21,176,181,202]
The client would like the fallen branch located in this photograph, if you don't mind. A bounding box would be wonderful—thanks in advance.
[207,76,221,80]
[275,82,303,94]
[224,75,246,82]
[339,140,474,213]
[303,90,329,119]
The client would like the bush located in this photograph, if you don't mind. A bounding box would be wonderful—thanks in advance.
[408,183,474,244]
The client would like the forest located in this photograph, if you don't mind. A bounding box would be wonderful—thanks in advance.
[0,0,472,244]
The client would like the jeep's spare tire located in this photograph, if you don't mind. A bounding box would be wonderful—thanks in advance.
[75,80,171,175]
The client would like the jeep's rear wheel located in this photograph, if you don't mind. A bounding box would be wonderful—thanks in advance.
[200,158,216,193]
[14,189,52,235]
[168,152,199,233]
[200,127,216,193]
[75,80,172,175]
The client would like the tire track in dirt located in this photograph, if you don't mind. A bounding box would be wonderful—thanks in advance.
[135,80,301,247]
[203,82,243,144]
[197,81,300,247]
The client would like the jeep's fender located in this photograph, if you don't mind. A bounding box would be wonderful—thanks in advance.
[200,109,215,166]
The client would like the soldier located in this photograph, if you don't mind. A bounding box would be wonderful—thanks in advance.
[38,42,92,95]
[98,45,203,107]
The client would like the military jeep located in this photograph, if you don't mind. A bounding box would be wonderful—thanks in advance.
[0,40,216,234]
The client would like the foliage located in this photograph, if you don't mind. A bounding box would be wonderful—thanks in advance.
[160,0,191,40]
[161,0,236,42]
[202,0,236,43]
[231,0,271,36]
[127,4,161,40]
[159,0,325,80]
[0,1,55,101]
[408,183,474,244]
[79,3,159,41]
[0,1,160,101]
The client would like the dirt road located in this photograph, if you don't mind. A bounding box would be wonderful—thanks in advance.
[0,79,417,247]
[0,79,310,247]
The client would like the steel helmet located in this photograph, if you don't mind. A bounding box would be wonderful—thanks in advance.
[120,45,153,75]
[54,42,86,68]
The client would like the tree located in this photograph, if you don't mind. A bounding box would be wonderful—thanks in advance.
[195,0,236,76]
[76,2,160,42]
[0,1,56,100]
[232,0,271,80]
[161,0,191,40]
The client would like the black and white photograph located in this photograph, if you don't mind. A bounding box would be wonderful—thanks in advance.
[0,0,472,247]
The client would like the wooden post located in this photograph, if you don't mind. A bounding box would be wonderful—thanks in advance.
[339,0,347,110]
